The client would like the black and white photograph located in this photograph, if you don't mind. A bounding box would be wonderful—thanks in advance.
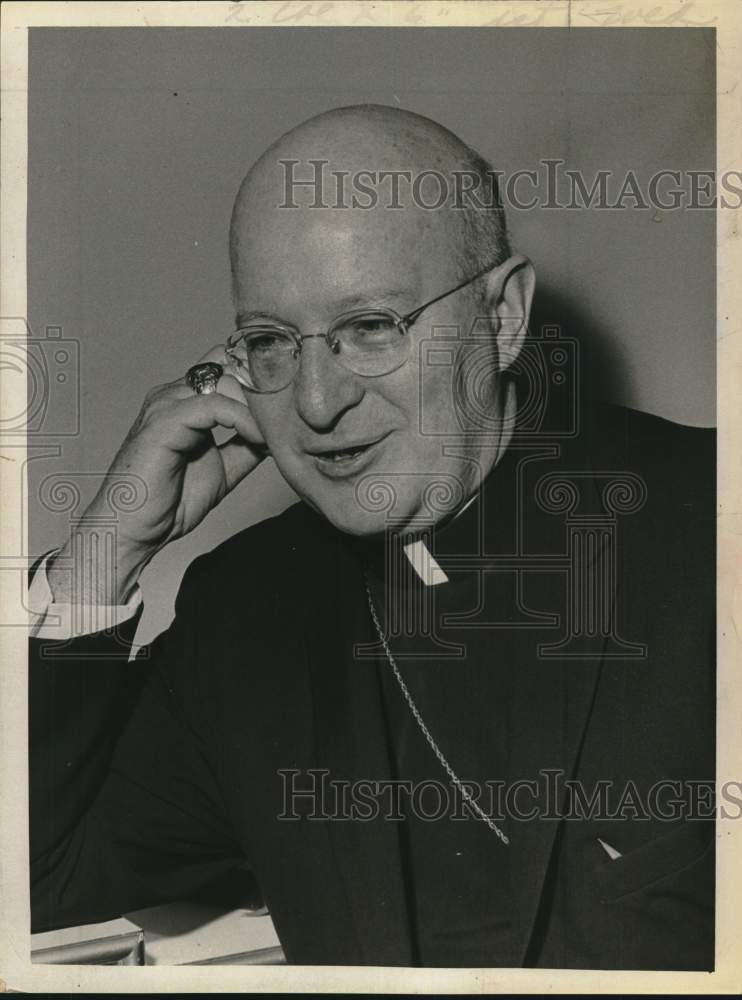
[1,2,740,993]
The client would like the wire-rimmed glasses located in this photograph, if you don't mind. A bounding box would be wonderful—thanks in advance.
[225,262,494,393]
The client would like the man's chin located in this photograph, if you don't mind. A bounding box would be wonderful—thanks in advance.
[307,491,452,540]
[279,459,469,536]
[285,469,472,537]
[292,485,416,537]
[314,502,402,538]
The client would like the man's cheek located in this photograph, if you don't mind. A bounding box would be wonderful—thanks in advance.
[251,410,292,459]
[415,358,465,438]
[244,403,272,444]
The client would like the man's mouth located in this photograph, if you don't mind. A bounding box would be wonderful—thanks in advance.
[308,433,391,478]
[318,444,370,462]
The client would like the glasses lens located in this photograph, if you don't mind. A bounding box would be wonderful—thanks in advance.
[227,329,298,392]
[330,311,408,376]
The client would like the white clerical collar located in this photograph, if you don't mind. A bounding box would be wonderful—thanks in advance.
[402,539,448,586]
[402,487,480,587]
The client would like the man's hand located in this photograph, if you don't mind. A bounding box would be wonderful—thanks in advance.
[47,346,267,606]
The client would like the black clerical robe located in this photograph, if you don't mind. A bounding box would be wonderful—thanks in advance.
[29,403,715,969]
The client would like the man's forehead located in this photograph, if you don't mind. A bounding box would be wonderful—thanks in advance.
[233,218,426,323]
[239,197,435,259]
[232,201,454,322]
[233,164,460,287]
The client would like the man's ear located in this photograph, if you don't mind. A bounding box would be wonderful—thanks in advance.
[482,254,536,372]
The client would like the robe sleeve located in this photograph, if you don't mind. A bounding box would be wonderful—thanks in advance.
[29,558,245,932]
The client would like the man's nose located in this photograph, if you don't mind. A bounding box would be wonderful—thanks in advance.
[292,336,365,431]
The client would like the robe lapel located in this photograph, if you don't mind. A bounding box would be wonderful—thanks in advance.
[507,640,603,965]
[303,532,414,966]
[507,460,608,965]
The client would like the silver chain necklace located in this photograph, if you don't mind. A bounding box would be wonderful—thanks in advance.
[364,576,510,846]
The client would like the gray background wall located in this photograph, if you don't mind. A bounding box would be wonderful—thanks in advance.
[28,27,715,644]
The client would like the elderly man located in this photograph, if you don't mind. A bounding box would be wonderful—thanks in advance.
[29,105,714,969]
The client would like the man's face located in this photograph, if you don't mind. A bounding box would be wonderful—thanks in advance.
[231,189,501,536]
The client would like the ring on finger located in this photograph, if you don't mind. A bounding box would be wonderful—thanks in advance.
[185,362,224,395]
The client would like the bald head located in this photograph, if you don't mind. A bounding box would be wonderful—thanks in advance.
[229,104,509,304]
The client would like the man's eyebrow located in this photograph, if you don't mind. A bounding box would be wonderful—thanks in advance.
[235,289,415,329]
[235,310,295,329]
[333,288,414,311]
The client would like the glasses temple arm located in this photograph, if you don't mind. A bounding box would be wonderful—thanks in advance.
[401,262,495,326]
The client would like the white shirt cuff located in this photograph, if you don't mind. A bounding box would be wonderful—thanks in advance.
[29,550,143,640]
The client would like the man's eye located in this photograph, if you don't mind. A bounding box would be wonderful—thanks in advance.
[246,333,289,354]
[348,317,396,338]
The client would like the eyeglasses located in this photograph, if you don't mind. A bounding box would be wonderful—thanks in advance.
[225,262,494,393]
